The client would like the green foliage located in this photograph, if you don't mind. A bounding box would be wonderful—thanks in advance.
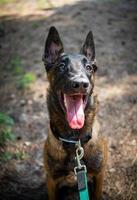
[17,72,36,89]
[0,150,27,162]
[0,112,14,126]
[0,112,15,146]
[11,55,24,75]
[0,112,26,162]
[11,55,21,67]
[126,64,137,75]
[0,152,13,162]
[0,0,16,5]
[15,150,27,160]
[9,56,36,89]
[37,0,53,9]
[32,23,39,29]
[14,66,24,75]
[0,127,15,145]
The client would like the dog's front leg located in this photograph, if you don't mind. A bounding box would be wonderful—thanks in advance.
[94,138,108,200]
[56,171,77,189]
[47,175,56,200]
[94,170,105,200]
[85,138,108,200]
[47,172,77,200]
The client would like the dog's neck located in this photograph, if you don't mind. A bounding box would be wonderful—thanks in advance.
[47,89,98,140]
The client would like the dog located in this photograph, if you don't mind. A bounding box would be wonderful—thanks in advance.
[42,27,108,200]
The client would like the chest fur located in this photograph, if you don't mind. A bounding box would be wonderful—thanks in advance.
[45,139,105,179]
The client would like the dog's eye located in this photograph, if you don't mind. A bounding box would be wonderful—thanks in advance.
[85,65,92,72]
[58,63,66,71]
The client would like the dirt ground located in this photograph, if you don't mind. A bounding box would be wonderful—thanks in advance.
[0,0,137,199]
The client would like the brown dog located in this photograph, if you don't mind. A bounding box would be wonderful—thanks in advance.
[42,27,108,200]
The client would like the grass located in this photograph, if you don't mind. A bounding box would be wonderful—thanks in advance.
[17,72,36,89]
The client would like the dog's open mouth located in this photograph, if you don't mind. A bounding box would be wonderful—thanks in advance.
[59,92,88,129]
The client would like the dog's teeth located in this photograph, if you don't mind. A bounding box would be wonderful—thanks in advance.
[64,94,67,107]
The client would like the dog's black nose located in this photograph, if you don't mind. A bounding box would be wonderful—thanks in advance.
[72,80,89,91]
[83,82,89,88]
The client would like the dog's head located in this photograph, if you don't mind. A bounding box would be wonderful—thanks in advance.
[43,27,97,130]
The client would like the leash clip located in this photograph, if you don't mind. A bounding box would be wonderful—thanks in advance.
[74,140,89,200]
[74,140,87,175]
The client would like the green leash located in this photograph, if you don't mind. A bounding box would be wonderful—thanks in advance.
[74,141,89,200]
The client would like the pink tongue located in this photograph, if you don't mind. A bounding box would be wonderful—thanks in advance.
[64,94,85,129]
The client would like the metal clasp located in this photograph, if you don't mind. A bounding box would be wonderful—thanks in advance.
[74,140,87,175]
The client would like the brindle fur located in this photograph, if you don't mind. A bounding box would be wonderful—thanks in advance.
[43,27,108,200]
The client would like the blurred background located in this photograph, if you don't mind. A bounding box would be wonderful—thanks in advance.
[0,0,137,199]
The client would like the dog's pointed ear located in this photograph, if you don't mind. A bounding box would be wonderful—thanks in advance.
[42,27,64,71]
[81,31,97,72]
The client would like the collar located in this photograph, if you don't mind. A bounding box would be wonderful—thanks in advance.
[58,133,91,148]
[59,137,79,144]
[50,124,92,148]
